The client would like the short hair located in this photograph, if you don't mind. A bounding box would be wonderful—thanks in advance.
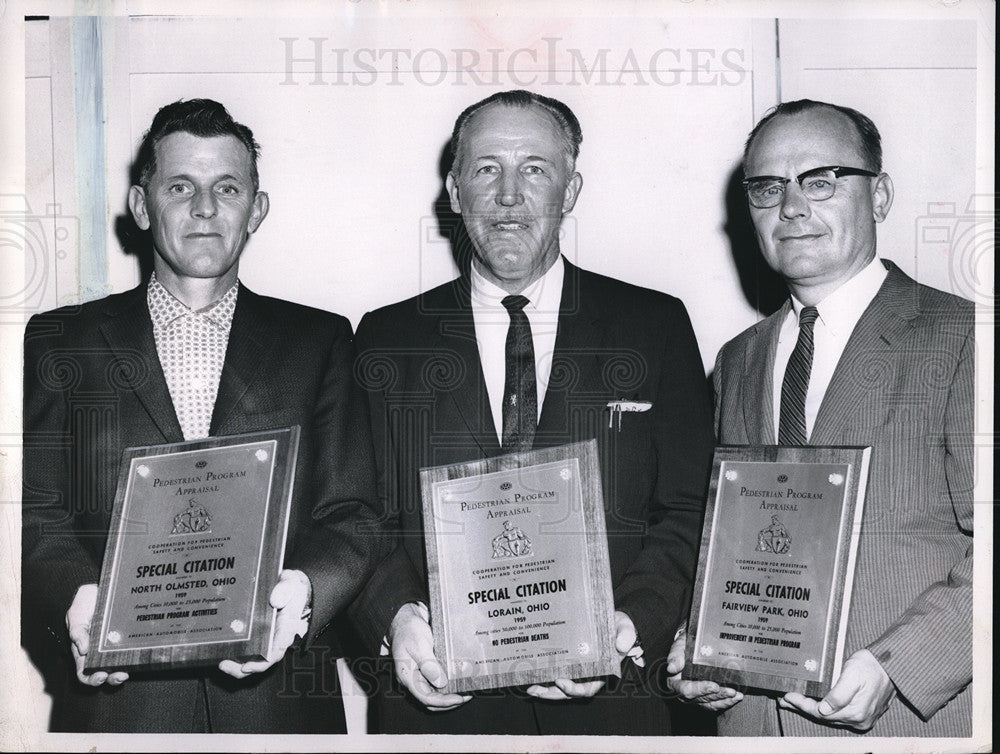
[743,99,883,173]
[450,90,583,173]
[134,99,261,190]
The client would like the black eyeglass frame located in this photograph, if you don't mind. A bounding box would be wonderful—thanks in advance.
[742,165,880,208]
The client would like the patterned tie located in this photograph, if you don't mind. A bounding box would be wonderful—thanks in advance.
[778,306,820,445]
[500,294,537,453]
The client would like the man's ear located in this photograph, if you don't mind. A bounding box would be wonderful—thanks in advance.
[248,191,270,233]
[562,172,583,214]
[872,172,894,223]
[128,186,151,230]
[445,172,461,214]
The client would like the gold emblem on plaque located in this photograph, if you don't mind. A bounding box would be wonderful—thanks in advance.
[756,514,791,554]
[171,498,213,535]
[491,520,533,559]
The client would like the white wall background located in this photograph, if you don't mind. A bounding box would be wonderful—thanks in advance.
[21,13,982,369]
[4,1,993,749]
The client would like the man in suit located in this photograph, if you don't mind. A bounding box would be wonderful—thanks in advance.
[22,99,387,732]
[666,100,973,736]
[349,90,715,734]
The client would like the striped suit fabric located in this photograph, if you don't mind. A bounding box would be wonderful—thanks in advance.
[713,261,974,737]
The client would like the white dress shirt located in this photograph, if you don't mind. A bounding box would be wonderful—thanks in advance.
[470,257,564,443]
[772,257,888,442]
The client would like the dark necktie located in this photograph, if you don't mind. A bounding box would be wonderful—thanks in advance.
[500,294,537,453]
[778,306,820,445]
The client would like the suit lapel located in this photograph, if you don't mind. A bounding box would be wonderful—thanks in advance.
[743,302,788,444]
[432,279,502,455]
[435,261,604,453]
[211,285,275,436]
[536,260,603,444]
[98,284,184,443]
[810,264,916,444]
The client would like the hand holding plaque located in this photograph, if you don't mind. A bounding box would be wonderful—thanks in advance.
[779,648,895,731]
[388,602,472,710]
[421,440,619,694]
[682,446,871,698]
[67,584,130,687]
[524,611,643,701]
[83,428,300,674]
[666,626,743,710]
[218,568,311,679]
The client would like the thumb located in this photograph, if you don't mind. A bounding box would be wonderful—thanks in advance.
[613,611,637,654]
[70,625,90,656]
[67,584,99,655]
[665,647,684,675]
[817,680,854,716]
[270,570,309,611]
[615,623,637,654]
[272,602,309,655]
[269,579,295,610]
[272,611,307,654]
[419,657,448,689]
[664,628,687,674]
[270,579,308,616]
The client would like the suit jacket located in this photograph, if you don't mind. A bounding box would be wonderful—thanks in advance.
[22,282,387,733]
[349,259,715,734]
[714,261,973,737]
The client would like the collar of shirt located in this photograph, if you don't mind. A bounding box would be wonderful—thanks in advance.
[470,256,565,441]
[147,271,239,334]
[787,255,889,338]
[774,257,888,442]
[469,255,565,319]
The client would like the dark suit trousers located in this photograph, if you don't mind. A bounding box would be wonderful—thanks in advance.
[49,651,345,733]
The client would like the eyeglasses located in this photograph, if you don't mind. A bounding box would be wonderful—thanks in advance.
[742,166,879,209]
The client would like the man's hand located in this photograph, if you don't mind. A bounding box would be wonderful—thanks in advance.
[525,610,639,701]
[612,610,646,668]
[66,584,129,687]
[664,626,743,710]
[219,569,311,679]
[389,602,471,711]
[779,648,895,731]
[524,676,606,701]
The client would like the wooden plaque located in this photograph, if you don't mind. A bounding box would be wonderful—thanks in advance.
[84,427,299,673]
[683,445,871,698]
[421,440,619,693]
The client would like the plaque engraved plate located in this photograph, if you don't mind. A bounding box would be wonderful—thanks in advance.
[84,427,299,673]
[683,445,871,697]
[421,440,619,693]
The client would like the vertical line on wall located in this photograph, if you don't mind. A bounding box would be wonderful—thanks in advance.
[775,19,782,104]
[71,15,109,303]
[750,19,780,123]
[47,72,59,304]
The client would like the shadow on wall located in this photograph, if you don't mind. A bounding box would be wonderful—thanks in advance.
[722,163,787,318]
[115,159,155,282]
[431,137,477,277]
